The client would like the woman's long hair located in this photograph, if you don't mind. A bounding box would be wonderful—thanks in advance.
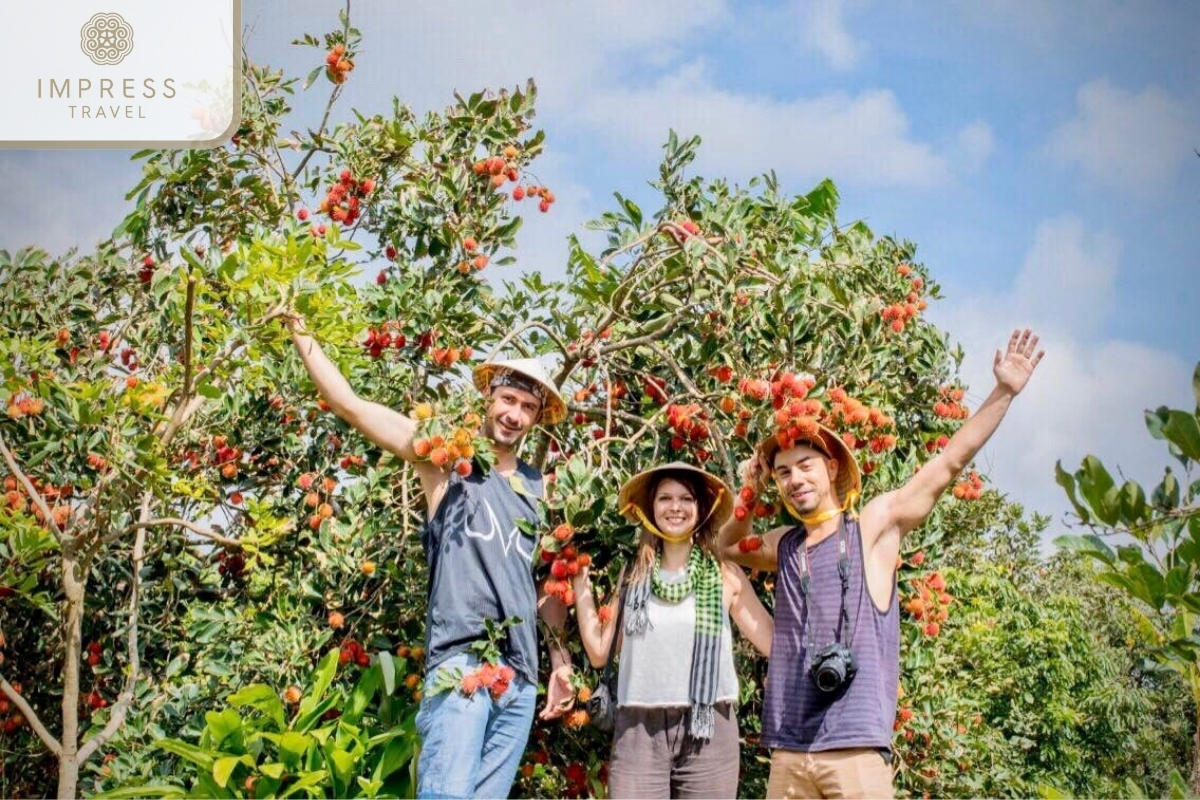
[626,470,723,585]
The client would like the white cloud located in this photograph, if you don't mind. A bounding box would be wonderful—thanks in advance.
[931,215,1193,522]
[582,61,968,188]
[952,120,995,174]
[793,0,866,71]
[1045,80,1194,195]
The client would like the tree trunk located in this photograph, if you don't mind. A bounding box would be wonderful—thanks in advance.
[58,549,85,800]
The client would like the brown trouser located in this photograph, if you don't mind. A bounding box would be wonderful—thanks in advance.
[608,703,739,799]
[766,748,894,799]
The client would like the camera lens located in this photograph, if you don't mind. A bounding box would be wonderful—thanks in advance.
[815,661,844,692]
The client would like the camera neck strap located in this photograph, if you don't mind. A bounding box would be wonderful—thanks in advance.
[796,516,854,652]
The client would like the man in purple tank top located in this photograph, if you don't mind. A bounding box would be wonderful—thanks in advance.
[720,329,1044,798]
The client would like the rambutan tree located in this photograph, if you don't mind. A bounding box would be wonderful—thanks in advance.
[0,7,1188,799]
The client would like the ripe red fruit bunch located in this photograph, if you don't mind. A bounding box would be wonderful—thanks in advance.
[933,385,969,420]
[951,470,984,500]
[318,168,374,225]
[824,388,898,456]
[137,255,156,284]
[298,472,340,530]
[539,523,592,605]
[410,404,484,478]
[732,484,777,522]
[324,43,354,84]
[205,434,243,481]
[429,343,473,368]
[6,392,45,419]
[902,571,952,636]
[664,403,711,459]
[473,144,524,190]
[459,662,517,700]
[338,638,371,667]
[362,320,407,359]
[216,550,247,579]
[643,375,670,406]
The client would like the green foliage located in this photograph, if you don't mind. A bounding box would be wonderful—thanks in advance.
[105,650,420,799]
[1055,360,1200,796]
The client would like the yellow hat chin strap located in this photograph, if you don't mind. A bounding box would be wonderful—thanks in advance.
[774,477,859,526]
[624,486,725,544]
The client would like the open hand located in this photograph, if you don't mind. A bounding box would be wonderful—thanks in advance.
[994,328,1045,395]
[538,664,575,720]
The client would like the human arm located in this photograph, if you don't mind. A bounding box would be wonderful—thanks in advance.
[536,590,575,720]
[284,316,448,511]
[861,328,1045,554]
[717,457,786,571]
[571,565,622,668]
[722,562,773,657]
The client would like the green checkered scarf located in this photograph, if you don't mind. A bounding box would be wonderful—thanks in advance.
[625,545,724,739]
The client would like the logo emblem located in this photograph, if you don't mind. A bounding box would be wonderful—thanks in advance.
[80,12,134,65]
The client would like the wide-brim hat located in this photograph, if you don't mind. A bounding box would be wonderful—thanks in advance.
[617,462,734,532]
[472,358,567,425]
[757,422,862,508]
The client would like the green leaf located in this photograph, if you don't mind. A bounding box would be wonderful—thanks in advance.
[301,649,340,713]
[1078,456,1119,524]
[278,731,312,770]
[345,662,382,723]
[1164,565,1192,600]
[155,738,215,769]
[204,708,243,747]
[1052,534,1114,566]
[1162,410,1200,461]
[1153,469,1181,509]
[260,762,286,779]
[278,770,329,798]
[1055,462,1090,524]
[94,785,188,799]
[1145,406,1171,441]
[1192,362,1200,410]
[228,683,285,729]
[379,651,396,696]
[212,755,247,789]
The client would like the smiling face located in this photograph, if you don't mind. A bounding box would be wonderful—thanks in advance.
[651,477,700,539]
[772,442,840,515]
[482,385,542,449]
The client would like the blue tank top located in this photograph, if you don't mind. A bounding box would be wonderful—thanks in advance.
[421,461,544,684]
[762,518,900,752]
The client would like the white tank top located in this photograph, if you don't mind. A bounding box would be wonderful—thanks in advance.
[617,567,739,707]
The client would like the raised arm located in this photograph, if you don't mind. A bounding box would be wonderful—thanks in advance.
[861,328,1045,554]
[570,565,621,668]
[537,590,575,720]
[285,316,448,511]
[717,457,785,572]
[722,562,773,657]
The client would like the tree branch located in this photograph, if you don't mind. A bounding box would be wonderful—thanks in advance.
[78,497,149,762]
[0,677,62,757]
[107,517,240,549]
[0,432,67,544]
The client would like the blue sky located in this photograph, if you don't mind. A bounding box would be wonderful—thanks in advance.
[1,0,1197,524]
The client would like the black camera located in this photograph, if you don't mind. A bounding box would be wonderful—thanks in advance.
[810,642,857,693]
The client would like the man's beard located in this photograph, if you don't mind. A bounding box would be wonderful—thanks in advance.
[483,418,524,449]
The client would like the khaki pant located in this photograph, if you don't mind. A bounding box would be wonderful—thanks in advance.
[766,748,894,799]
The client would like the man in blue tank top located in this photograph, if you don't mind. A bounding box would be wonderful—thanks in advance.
[285,315,575,799]
[720,329,1044,798]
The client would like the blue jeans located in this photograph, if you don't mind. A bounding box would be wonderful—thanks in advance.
[415,652,537,799]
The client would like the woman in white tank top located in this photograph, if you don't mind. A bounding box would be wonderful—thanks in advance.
[572,462,774,798]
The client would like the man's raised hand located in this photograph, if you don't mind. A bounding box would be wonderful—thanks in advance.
[994,328,1044,396]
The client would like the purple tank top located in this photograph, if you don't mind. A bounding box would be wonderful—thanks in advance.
[762,518,900,752]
